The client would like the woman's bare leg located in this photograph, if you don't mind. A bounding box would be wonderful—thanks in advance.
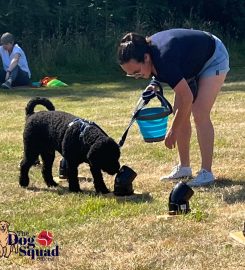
[192,74,227,172]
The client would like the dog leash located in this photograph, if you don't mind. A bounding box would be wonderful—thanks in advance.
[118,81,172,147]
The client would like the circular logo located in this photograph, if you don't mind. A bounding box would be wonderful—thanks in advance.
[37,230,53,246]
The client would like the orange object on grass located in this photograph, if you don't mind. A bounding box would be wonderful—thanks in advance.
[40,76,57,86]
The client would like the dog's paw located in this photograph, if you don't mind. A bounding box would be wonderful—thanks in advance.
[101,192,114,198]
[69,186,81,193]
[19,178,29,187]
[19,184,29,189]
[96,188,110,194]
[47,183,59,187]
[47,180,58,187]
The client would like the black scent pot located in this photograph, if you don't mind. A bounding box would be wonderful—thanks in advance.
[168,181,194,215]
[114,165,137,196]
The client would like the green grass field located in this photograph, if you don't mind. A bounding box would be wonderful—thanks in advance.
[0,68,244,269]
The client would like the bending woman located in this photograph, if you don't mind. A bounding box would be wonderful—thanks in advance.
[117,28,229,186]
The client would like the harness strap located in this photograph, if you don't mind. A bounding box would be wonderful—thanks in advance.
[118,83,173,147]
[68,118,93,140]
[68,117,109,141]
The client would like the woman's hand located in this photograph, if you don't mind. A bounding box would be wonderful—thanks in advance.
[164,78,193,149]
[144,84,158,92]
[165,128,177,149]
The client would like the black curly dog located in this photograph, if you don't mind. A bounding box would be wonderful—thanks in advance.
[19,97,120,193]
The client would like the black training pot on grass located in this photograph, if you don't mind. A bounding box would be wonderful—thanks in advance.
[114,165,137,196]
[168,181,194,215]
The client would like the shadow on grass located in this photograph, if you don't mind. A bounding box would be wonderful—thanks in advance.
[106,191,153,204]
[195,178,245,204]
[1,64,244,101]
[26,185,95,195]
[215,178,245,204]
[215,178,245,186]
[26,185,153,203]
[0,87,120,101]
[0,78,148,100]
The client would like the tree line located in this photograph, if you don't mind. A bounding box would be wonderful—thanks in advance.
[0,0,244,76]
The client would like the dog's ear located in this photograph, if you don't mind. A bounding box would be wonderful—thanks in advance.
[86,138,119,165]
[86,140,103,166]
[87,137,120,173]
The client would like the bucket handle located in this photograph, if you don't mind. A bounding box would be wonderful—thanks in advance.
[118,81,173,147]
[146,80,173,115]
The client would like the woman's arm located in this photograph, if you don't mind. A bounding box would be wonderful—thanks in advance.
[165,78,193,149]
[5,53,20,80]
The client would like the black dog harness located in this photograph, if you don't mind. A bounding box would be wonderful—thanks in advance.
[68,118,108,140]
[68,118,93,139]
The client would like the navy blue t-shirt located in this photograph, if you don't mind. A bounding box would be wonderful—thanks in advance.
[149,29,215,88]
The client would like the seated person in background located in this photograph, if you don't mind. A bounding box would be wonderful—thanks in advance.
[0,32,31,89]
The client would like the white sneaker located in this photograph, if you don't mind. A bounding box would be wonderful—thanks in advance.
[160,165,192,180]
[187,169,215,187]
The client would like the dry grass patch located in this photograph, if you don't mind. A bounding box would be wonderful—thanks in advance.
[0,74,244,269]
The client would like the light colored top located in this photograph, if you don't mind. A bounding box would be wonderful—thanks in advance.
[0,44,31,78]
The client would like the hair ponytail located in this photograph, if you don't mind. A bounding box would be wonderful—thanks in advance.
[117,32,150,64]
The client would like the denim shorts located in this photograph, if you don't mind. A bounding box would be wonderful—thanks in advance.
[198,35,230,78]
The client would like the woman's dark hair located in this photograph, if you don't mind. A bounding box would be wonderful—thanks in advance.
[117,32,150,64]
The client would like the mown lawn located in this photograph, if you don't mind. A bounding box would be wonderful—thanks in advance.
[0,68,244,270]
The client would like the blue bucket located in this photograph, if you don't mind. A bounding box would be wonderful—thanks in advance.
[118,85,173,147]
[136,106,170,142]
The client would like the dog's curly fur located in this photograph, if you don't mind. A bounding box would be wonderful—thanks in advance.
[19,97,120,193]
